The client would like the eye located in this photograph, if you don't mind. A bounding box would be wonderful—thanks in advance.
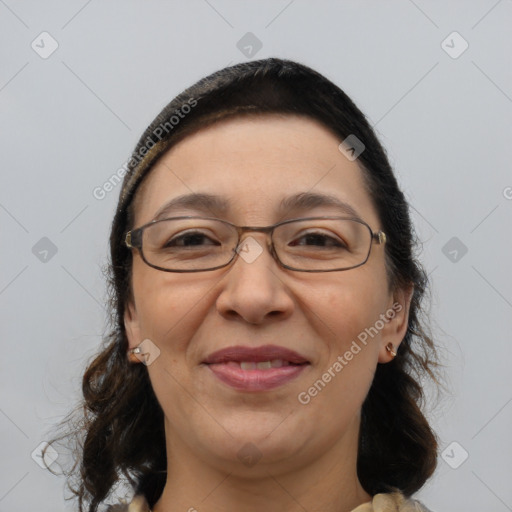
[163,230,221,248]
[288,231,347,248]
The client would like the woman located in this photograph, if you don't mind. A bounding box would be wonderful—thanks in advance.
[50,58,440,512]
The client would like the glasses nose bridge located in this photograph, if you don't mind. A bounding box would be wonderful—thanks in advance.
[236,224,276,241]
[234,224,278,259]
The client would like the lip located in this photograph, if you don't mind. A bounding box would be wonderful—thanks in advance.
[203,345,310,392]
[203,345,309,365]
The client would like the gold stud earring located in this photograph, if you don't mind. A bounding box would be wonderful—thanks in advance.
[385,342,397,358]
[127,346,143,363]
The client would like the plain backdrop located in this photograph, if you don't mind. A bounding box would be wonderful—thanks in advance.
[1,1,511,511]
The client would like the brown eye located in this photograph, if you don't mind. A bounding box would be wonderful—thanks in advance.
[163,231,220,248]
[289,231,347,248]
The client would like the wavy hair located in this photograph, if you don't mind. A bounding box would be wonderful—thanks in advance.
[46,57,442,511]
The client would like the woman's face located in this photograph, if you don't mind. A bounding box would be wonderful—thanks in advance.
[124,114,411,477]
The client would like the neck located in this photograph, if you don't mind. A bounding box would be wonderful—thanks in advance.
[152,416,372,512]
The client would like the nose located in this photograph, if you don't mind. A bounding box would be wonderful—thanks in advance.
[215,234,295,324]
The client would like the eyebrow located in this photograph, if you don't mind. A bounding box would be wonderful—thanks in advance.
[152,192,363,222]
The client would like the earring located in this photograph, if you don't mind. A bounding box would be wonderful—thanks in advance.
[385,342,397,358]
[127,339,161,365]
[127,345,143,363]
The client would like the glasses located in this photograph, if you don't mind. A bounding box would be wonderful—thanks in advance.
[125,216,387,273]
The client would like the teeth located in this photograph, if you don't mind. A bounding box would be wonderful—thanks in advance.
[238,360,289,370]
[240,362,257,370]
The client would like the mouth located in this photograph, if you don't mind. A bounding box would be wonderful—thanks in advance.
[202,345,310,391]
[217,359,301,370]
[203,344,309,365]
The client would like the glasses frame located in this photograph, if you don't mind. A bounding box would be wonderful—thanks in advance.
[125,215,387,273]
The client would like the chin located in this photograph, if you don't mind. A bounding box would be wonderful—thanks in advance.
[204,419,308,466]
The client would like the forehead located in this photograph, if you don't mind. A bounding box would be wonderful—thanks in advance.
[132,114,379,227]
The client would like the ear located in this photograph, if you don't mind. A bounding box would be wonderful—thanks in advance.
[124,298,143,364]
[377,284,414,363]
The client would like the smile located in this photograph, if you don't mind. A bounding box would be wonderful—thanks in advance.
[202,345,310,391]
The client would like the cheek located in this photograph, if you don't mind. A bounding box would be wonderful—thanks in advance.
[297,278,384,419]
[131,262,213,349]
[304,272,389,406]
[303,271,387,348]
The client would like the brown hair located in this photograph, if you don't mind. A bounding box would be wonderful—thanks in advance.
[47,57,441,511]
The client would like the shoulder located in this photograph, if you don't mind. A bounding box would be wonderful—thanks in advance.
[351,491,434,512]
[106,494,151,512]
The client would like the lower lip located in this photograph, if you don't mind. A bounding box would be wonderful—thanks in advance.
[205,362,309,391]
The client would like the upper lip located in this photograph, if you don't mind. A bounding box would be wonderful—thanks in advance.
[203,345,309,364]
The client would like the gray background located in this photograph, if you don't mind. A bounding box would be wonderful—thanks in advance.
[1,1,511,511]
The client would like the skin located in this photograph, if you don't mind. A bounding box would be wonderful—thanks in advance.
[124,114,413,512]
